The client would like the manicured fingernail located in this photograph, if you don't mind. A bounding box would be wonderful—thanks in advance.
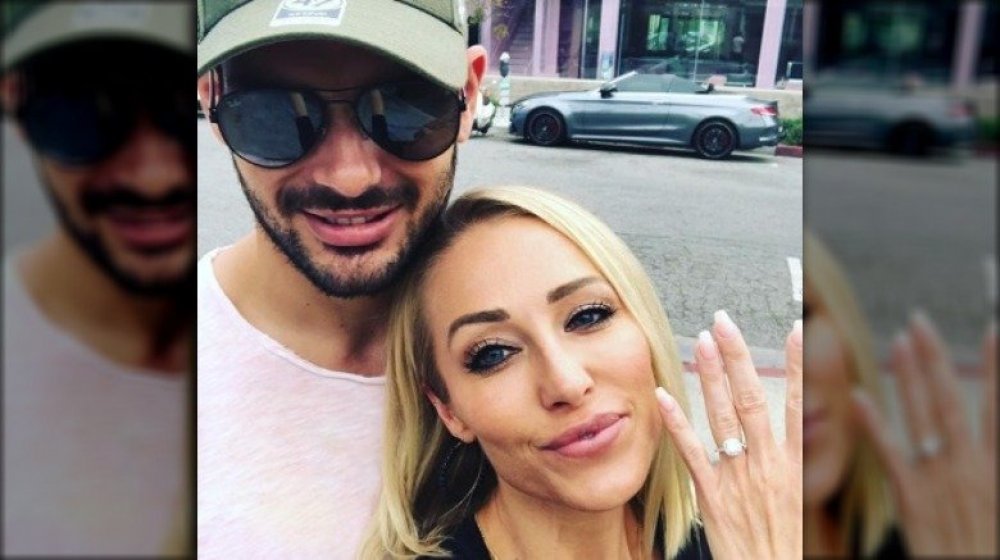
[911,308,931,331]
[655,387,675,411]
[791,319,803,346]
[714,310,738,339]
[697,330,717,359]
[892,331,907,350]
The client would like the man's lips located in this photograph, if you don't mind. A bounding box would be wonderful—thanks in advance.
[104,204,193,251]
[541,413,626,458]
[301,205,402,248]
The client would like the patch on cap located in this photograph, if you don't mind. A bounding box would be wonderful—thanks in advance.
[270,0,346,27]
[72,3,152,30]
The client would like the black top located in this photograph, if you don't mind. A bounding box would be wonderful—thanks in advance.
[430,515,713,560]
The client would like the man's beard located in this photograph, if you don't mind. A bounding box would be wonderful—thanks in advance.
[235,150,455,299]
[44,182,195,298]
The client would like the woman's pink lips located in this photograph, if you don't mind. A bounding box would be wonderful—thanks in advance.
[302,206,401,248]
[541,414,626,459]
[803,409,827,448]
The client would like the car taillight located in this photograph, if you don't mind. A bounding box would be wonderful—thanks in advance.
[751,106,778,117]
[949,101,975,118]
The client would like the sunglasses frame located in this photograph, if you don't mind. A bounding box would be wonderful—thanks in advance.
[207,70,467,168]
[15,79,191,166]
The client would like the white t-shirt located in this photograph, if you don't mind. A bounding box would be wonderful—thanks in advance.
[197,247,385,559]
[2,256,187,556]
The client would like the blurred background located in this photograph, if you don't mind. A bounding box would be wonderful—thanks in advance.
[803,0,996,557]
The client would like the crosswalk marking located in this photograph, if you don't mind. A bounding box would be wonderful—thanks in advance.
[787,256,802,302]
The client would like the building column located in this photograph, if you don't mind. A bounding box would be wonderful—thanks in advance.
[755,0,788,89]
[532,0,544,75]
[480,4,493,71]
[802,0,818,75]
[543,0,561,75]
[596,0,620,80]
[952,0,984,90]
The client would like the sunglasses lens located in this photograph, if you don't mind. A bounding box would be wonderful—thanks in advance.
[21,93,130,165]
[216,90,325,168]
[356,82,461,161]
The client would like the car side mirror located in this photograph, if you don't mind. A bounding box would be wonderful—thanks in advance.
[600,83,617,98]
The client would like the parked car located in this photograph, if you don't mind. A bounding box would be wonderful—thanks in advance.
[804,73,977,156]
[509,71,782,159]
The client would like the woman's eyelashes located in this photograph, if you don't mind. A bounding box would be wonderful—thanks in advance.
[565,301,617,331]
[464,338,520,374]
[462,301,618,374]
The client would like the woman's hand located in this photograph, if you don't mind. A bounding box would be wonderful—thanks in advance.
[655,311,802,560]
[851,313,997,557]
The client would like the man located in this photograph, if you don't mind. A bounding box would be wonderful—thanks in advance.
[196,0,485,556]
[1,1,193,556]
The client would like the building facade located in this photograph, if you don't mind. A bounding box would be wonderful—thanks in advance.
[476,0,803,89]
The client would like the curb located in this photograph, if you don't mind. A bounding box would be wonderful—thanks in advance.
[774,144,802,157]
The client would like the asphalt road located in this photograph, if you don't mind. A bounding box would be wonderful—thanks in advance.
[197,122,804,353]
[805,149,996,363]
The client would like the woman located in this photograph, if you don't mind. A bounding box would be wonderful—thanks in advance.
[805,230,997,557]
[362,186,802,559]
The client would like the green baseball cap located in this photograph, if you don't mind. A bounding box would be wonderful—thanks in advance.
[2,1,192,70]
[198,0,469,90]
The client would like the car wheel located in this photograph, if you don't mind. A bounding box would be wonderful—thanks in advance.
[526,109,566,146]
[694,121,737,159]
[888,122,933,156]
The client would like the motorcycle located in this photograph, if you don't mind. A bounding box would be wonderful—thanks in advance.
[472,88,496,135]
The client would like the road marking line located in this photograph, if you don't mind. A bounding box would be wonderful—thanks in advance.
[787,256,802,302]
[986,254,997,307]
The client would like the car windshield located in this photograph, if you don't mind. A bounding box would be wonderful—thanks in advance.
[607,72,706,94]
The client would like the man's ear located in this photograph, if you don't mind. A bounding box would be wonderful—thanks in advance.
[426,389,476,443]
[456,45,488,144]
[196,71,226,144]
[1,72,22,117]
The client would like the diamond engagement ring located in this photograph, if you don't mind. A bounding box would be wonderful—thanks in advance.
[719,437,747,457]
[918,435,943,459]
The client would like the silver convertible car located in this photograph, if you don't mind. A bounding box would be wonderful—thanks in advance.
[509,71,782,159]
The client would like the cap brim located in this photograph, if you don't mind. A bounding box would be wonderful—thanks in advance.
[198,0,468,91]
[3,3,192,70]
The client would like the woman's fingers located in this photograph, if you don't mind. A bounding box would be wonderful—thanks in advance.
[694,330,744,455]
[891,332,938,459]
[656,387,715,490]
[711,311,776,455]
[785,320,803,460]
[910,311,968,449]
[983,323,997,451]
[852,388,910,494]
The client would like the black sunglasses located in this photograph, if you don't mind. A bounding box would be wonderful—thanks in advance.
[17,85,190,166]
[209,80,466,167]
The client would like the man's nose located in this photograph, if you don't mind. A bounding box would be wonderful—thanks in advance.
[303,104,381,197]
[537,340,595,410]
[101,116,190,193]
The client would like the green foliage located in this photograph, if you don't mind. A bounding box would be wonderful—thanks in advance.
[781,117,802,146]
[978,117,999,144]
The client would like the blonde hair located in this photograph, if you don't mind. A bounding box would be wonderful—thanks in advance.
[804,231,894,556]
[361,186,700,559]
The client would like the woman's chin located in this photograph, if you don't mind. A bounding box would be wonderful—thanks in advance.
[548,461,651,512]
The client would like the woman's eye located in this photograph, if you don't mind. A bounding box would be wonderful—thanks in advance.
[464,343,519,373]
[565,304,615,331]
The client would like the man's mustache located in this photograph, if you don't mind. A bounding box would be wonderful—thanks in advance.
[277,184,419,217]
[82,186,194,215]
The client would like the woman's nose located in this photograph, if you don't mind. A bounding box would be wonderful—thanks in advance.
[537,342,595,410]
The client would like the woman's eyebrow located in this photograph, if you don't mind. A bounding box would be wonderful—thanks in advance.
[448,309,510,343]
[546,276,603,304]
